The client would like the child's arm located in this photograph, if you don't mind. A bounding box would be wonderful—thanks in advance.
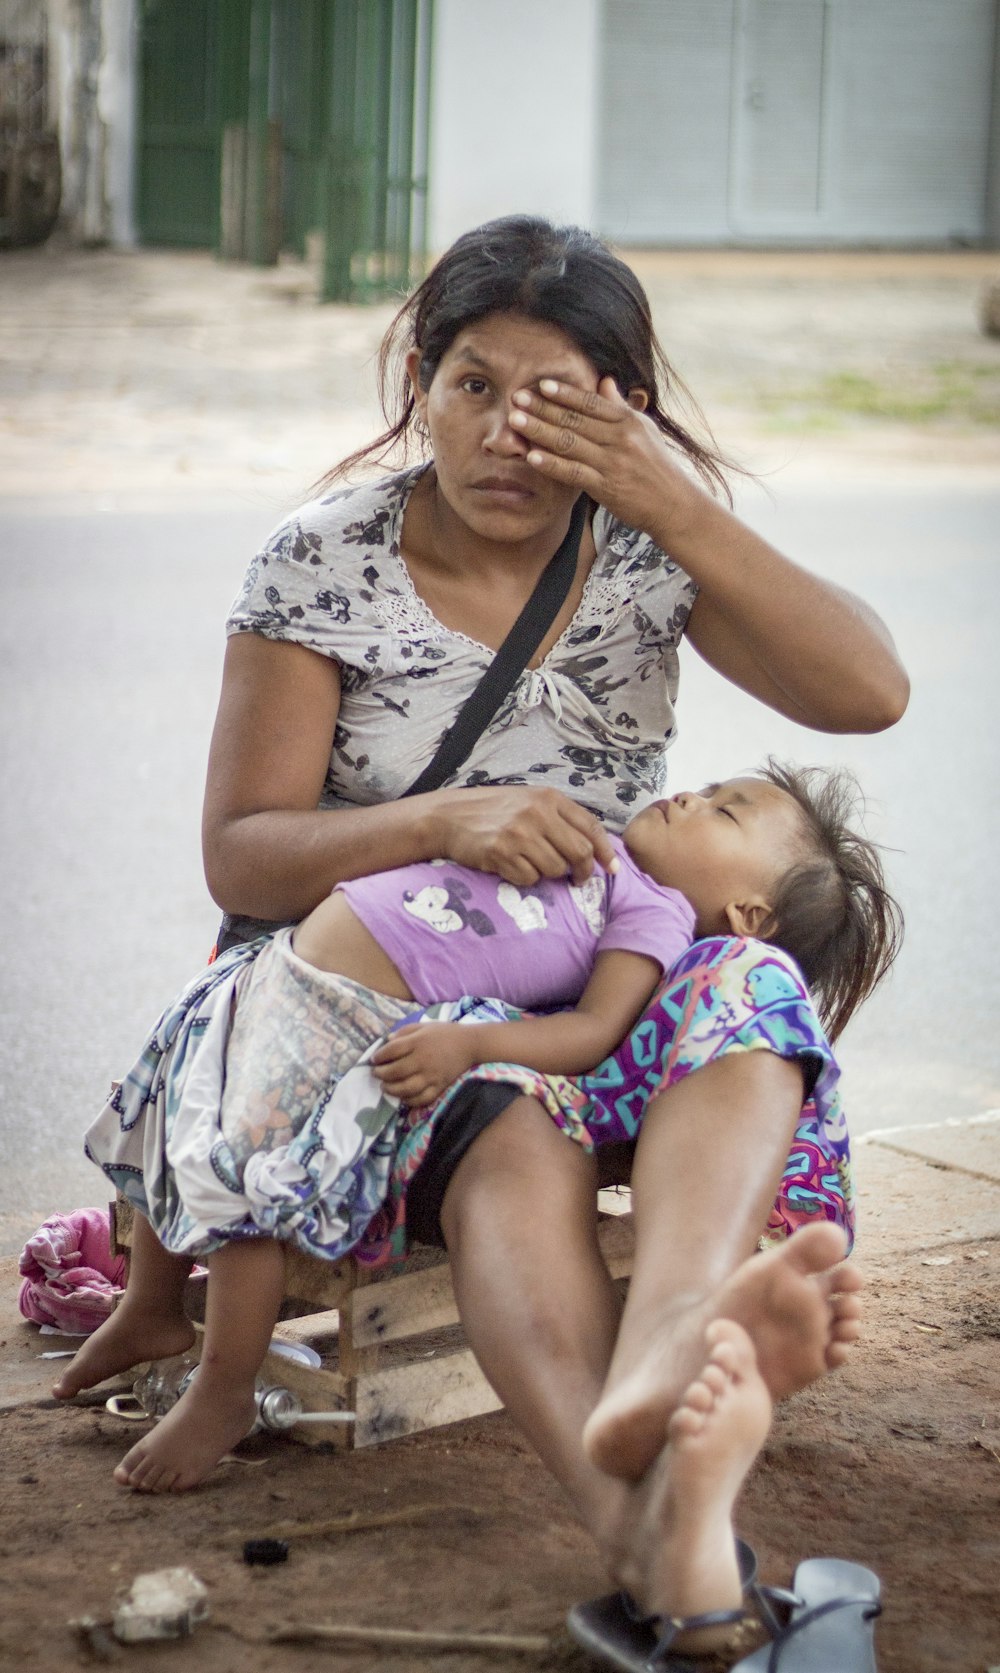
[371,950,663,1107]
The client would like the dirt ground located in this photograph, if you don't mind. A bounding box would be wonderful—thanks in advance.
[1,1233,998,1673]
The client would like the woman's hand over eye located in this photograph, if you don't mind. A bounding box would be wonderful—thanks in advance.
[430,786,617,888]
[509,377,702,545]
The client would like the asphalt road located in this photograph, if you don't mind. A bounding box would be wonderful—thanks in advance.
[2,480,997,1254]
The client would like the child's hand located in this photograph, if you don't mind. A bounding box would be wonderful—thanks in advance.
[372,1021,477,1108]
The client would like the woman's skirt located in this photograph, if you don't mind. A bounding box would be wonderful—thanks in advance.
[86,932,852,1267]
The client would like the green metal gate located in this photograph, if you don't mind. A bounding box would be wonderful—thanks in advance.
[136,0,432,300]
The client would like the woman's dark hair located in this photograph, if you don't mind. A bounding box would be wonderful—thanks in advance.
[756,760,904,1042]
[319,214,735,498]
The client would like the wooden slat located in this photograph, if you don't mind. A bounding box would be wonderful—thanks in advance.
[272,1309,340,1347]
[352,1261,459,1349]
[598,1213,635,1269]
[353,1347,502,1449]
[282,1245,357,1308]
[110,1193,134,1255]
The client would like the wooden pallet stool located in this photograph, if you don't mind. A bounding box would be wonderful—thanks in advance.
[111,1194,635,1450]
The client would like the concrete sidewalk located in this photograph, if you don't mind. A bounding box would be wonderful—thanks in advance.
[1,240,998,506]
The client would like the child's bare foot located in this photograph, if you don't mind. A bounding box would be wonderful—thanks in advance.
[113,1369,256,1493]
[52,1303,196,1401]
[610,1320,772,1651]
[584,1221,861,1481]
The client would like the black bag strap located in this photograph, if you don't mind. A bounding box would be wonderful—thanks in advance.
[212,493,590,956]
[403,492,590,799]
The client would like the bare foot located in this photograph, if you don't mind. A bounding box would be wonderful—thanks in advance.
[52,1302,196,1401]
[113,1369,256,1493]
[584,1220,861,1481]
[611,1320,772,1651]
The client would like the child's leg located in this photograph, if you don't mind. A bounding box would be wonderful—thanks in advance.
[114,1235,286,1493]
[53,1212,195,1399]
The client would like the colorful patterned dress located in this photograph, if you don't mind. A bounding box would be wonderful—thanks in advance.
[85,932,851,1266]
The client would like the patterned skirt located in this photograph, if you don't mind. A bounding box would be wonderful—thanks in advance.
[85,933,851,1267]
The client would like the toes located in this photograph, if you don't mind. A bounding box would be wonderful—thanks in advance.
[784,1222,849,1277]
[831,1260,866,1295]
[706,1318,758,1379]
[683,1378,717,1414]
[668,1402,708,1441]
[699,1363,730,1398]
[831,1291,863,1324]
[116,1443,159,1491]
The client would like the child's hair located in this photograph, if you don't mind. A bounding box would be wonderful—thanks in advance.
[756,759,903,1042]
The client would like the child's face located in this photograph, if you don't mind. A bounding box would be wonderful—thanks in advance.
[622,778,803,938]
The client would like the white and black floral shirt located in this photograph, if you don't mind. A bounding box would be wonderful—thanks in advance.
[227,467,698,832]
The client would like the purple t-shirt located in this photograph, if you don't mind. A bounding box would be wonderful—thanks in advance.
[337,836,695,1009]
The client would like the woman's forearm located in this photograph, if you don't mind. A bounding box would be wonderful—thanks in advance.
[662,490,910,733]
[204,782,619,920]
[203,799,443,921]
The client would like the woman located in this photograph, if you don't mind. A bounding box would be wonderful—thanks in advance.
[199,216,906,1647]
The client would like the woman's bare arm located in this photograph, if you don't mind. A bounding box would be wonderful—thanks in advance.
[202,635,618,920]
[677,499,909,733]
[507,378,910,734]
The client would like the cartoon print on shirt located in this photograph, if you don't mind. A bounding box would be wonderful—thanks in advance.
[568,874,607,937]
[401,880,496,938]
[496,882,548,933]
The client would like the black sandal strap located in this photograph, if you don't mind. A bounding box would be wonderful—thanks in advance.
[750,1582,800,1639]
[649,1606,748,1664]
[619,1589,752,1667]
[613,1540,766,1668]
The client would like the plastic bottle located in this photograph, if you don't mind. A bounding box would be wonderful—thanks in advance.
[132,1355,199,1418]
[132,1355,354,1431]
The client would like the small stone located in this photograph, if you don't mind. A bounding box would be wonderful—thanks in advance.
[112,1567,209,1642]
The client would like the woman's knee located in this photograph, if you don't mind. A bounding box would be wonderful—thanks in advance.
[439,1095,597,1248]
[641,1049,806,1142]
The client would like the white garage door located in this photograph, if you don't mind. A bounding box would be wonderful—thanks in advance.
[596,0,998,243]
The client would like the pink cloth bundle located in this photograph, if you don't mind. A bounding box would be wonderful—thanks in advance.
[18,1207,127,1333]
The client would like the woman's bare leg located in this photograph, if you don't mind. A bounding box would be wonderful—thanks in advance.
[584,1054,863,1481]
[114,1236,286,1493]
[53,1212,195,1399]
[441,1096,622,1537]
[440,1055,861,1619]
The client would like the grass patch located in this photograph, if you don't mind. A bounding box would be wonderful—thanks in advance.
[756,359,1000,428]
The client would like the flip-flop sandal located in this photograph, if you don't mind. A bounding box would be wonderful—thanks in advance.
[567,1538,772,1672]
[733,1557,881,1672]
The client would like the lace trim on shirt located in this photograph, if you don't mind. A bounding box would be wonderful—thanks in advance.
[372,585,451,643]
[376,504,634,662]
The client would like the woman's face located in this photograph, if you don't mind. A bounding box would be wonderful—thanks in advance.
[406,311,601,544]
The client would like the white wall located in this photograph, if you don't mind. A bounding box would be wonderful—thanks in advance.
[48,0,136,244]
[427,0,601,252]
[98,0,137,245]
